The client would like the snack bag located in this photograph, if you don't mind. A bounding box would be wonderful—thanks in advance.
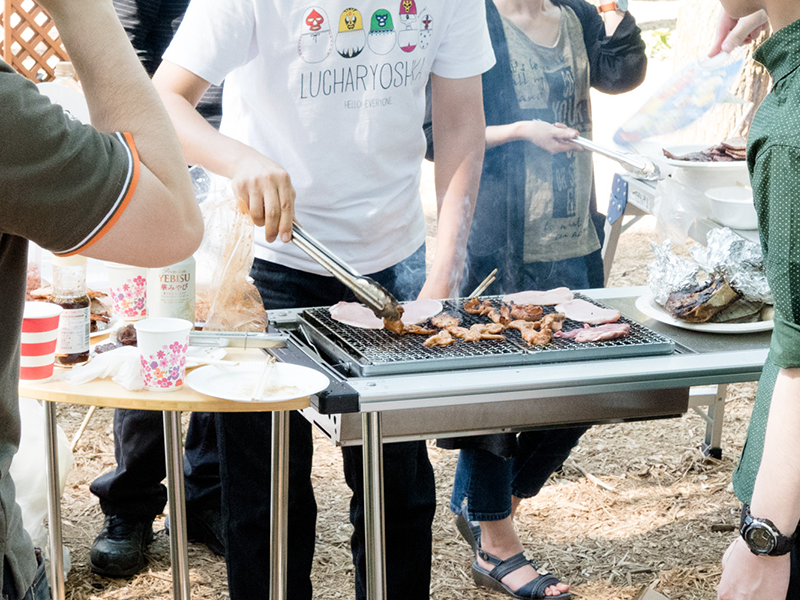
[193,169,267,332]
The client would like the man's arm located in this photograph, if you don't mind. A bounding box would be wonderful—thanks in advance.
[422,73,486,300]
[153,61,295,244]
[39,0,203,267]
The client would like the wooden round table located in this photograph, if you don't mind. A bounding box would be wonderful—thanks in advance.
[20,348,309,600]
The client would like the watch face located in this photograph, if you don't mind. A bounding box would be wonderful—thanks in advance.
[745,523,777,554]
[616,0,628,10]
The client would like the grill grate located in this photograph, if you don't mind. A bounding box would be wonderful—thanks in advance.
[299,294,674,376]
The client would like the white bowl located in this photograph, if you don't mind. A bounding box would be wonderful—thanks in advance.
[705,186,758,230]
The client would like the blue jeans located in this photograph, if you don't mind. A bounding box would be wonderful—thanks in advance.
[2,550,49,600]
[217,245,435,600]
[451,427,588,521]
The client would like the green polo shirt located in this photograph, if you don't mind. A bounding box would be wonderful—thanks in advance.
[732,18,800,504]
[0,60,139,597]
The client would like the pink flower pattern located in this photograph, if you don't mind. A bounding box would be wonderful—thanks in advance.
[140,335,189,390]
[111,275,147,318]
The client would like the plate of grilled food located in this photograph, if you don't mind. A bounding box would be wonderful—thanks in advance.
[662,138,748,169]
[635,288,773,334]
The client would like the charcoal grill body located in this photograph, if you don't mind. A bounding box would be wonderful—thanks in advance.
[267,287,770,600]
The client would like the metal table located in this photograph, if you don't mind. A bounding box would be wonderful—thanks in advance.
[276,286,770,600]
[19,348,309,600]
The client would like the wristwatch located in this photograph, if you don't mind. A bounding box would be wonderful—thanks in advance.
[597,0,627,13]
[739,504,797,556]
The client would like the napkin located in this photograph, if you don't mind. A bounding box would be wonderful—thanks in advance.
[62,346,144,390]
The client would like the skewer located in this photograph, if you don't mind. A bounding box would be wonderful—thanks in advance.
[250,355,277,402]
[468,269,498,298]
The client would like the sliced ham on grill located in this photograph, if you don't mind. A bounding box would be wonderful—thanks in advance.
[400,299,443,325]
[555,323,630,342]
[554,299,620,325]
[502,287,574,306]
[329,302,384,329]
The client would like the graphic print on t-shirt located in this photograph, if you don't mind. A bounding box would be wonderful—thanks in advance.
[299,7,334,63]
[398,0,419,52]
[336,8,367,58]
[545,66,577,218]
[419,12,433,49]
[368,9,397,54]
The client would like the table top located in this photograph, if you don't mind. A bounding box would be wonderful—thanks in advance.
[19,349,310,412]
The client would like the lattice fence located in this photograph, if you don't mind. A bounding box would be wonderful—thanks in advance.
[1,0,68,81]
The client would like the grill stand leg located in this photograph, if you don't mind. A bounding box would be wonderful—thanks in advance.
[163,410,191,600]
[689,384,727,459]
[45,401,65,600]
[362,411,387,600]
[270,411,290,600]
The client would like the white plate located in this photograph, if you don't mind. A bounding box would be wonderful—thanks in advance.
[90,316,122,338]
[635,292,773,334]
[663,144,748,170]
[186,361,329,403]
[185,347,227,368]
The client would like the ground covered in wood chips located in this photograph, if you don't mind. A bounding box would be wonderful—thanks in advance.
[50,215,758,600]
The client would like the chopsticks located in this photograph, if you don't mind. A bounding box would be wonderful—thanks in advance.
[250,355,277,402]
[468,268,498,298]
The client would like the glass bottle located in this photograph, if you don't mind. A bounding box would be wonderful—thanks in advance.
[147,256,196,325]
[52,255,90,366]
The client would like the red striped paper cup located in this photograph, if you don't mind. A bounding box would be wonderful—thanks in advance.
[21,302,63,383]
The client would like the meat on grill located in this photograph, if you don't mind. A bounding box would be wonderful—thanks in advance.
[400,299,443,325]
[464,298,494,315]
[508,319,551,345]
[510,304,543,322]
[330,301,384,329]
[431,314,460,329]
[502,287,573,306]
[554,299,620,325]
[403,323,436,335]
[445,323,506,342]
[423,329,455,347]
[555,322,630,342]
[536,312,566,331]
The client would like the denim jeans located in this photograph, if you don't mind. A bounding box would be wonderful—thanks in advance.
[2,550,49,600]
[218,245,436,600]
[450,427,589,521]
[90,410,220,518]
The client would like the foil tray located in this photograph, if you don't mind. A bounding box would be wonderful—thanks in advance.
[298,294,675,377]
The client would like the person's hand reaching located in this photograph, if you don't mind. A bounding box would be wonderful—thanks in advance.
[709,10,769,57]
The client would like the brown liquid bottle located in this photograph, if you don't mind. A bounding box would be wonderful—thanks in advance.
[52,255,90,366]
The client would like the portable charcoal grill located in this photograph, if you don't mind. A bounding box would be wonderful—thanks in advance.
[297,294,675,377]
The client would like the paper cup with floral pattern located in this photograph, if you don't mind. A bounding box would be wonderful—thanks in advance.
[105,262,148,321]
[134,318,192,392]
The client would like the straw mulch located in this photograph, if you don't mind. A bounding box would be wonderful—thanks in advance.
[54,219,754,599]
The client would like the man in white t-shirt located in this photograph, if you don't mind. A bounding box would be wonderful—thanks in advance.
[153,2,495,598]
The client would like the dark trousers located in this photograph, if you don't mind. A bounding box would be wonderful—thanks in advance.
[90,410,220,519]
[218,247,435,600]
[2,551,49,600]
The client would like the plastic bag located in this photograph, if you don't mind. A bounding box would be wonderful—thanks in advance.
[652,177,707,244]
[10,398,73,577]
[62,346,144,390]
[192,168,268,332]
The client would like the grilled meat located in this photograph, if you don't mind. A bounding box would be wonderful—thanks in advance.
[488,305,512,326]
[423,330,455,347]
[404,324,436,335]
[665,277,742,323]
[538,312,566,332]
[431,314,459,329]
[464,297,493,315]
[509,304,543,322]
[383,318,406,335]
[555,323,630,342]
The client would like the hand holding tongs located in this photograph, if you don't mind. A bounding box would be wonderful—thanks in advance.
[291,222,403,321]
[571,136,661,181]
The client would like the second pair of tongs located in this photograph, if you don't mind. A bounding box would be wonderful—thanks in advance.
[571,136,661,181]
[291,222,403,321]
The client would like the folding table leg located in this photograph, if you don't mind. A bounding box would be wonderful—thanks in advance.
[362,411,387,600]
[44,400,65,600]
[163,410,191,600]
[270,411,290,600]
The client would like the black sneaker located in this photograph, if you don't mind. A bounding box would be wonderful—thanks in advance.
[165,507,226,557]
[89,515,154,578]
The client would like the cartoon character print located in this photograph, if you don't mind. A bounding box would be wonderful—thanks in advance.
[368,9,396,55]
[398,0,418,53]
[418,12,432,49]
[336,7,366,58]
[298,7,333,63]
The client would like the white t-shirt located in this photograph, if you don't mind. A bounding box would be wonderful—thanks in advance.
[164,0,495,275]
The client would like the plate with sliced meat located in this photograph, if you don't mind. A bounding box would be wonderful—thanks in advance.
[635,292,773,334]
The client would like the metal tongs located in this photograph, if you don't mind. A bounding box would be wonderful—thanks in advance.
[291,222,403,321]
[572,136,661,181]
[189,331,289,349]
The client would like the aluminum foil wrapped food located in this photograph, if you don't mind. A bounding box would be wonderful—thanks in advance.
[689,228,773,304]
[647,240,701,305]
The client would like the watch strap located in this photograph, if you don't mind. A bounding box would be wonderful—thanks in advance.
[740,504,798,556]
[597,2,618,13]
